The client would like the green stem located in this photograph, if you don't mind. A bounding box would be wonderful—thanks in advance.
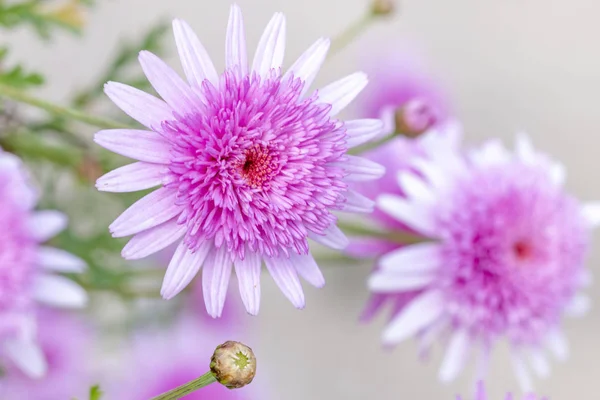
[336,220,430,245]
[0,84,129,130]
[349,131,398,155]
[150,371,217,400]
[328,11,377,58]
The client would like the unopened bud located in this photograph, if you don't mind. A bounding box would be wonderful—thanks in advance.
[210,341,256,389]
[371,0,395,16]
[394,98,439,138]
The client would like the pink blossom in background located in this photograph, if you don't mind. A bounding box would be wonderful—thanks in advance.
[0,308,94,400]
[363,126,597,390]
[457,382,546,400]
[0,150,87,379]
[95,4,384,318]
[109,315,260,400]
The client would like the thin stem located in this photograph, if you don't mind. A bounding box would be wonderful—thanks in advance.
[349,131,397,155]
[150,371,217,400]
[328,11,377,58]
[336,220,430,245]
[0,84,130,130]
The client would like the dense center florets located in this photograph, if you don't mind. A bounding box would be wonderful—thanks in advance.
[434,163,588,343]
[163,70,348,259]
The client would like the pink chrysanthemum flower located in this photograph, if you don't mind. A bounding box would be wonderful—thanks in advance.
[1,309,94,400]
[366,128,597,390]
[457,382,547,400]
[95,5,383,317]
[0,151,87,379]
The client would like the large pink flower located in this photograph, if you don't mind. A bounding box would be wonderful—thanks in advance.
[365,129,596,390]
[0,150,87,379]
[95,5,383,317]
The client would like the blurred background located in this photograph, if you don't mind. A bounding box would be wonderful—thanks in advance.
[3,0,600,398]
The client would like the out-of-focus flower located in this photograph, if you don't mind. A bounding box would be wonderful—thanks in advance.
[108,315,259,400]
[355,48,450,137]
[457,381,547,400]
[365,127,596,390]
[0,150,87,378]
[1,308,94,400]
[95,5,384,317]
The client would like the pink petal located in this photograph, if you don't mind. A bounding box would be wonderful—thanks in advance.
[368,272,433,292]
[345,119,383,148]
[96,162,166,193]
[161,240,212,299]
[139,51,199,115]
[438,330,470,382]
[342,190,374,213]
[109,187,181,237]
[377,194,436,237]
[225,4,247,77]
[397,171,436,204]
[345,237,398,259]
[527,349,550,378]
[318,72,368,116]
[284,38,329,96]
[379,243,442,273]
[33,275,87,308]
[122,218,186,260]
[36,246,86,273]
[265,256,305,308]
[28,210,67,241]
[544,329,569,361]
[511,351,534,392]
[234,251,262,315]
[308,224,349,250]
[94,129,171,164]
[172,19,219,87]
[202,246,233,318]
[4,338,47,379]
[289,253,325,288]
[104,81,173,129]
[252,12,286,77]
[333,155,385,182]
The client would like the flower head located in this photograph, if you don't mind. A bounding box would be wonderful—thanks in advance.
[363,128,595,389]
[0,150,87,379]
[95,5,383,317]
[457,381,547,400]
[1,308,94,400]
[210,341,256,389]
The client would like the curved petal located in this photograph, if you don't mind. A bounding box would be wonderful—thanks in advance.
[582,202,600,228]
[318,72,368,116]
[345,119,383,148]
[397,171,436,204]
[368,272,433,293]
[122,218,186,260]
[438,330,470,382]
[36,246,86,273]
[28,211,67,242]
[33,275,87,308]
[544,329,569,361]
[252,12,286,77]
[511,350,534,392]
[202,246,233,318]
[527,349,550,378]
[341,190,374,213]
[225,4,248,77]
[333,155,385,182]
[4,338,47,379]
[284,38,330,96]
[104,81,173,129]
[265,256,305,308]
[94,129,171,164]
[308,224,348,250]
[289,253,325,288]
[96,162,167,193]
[379,243,442,274]
[234,251,262,315]
[377,194,436,237]
[161,240,212,299]
[172,19,219,87]
[109,188,181,238]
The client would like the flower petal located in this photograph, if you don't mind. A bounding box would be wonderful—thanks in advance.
[4,338,47,379]
[379,243,442,274]
[94,129,171,164]
[33,275,87,308]
[161,240,212,299]
[318,72,368,116]
[398,171,436,204]
[28,211,67,242]
[289,253,325,288]
[334,155,385,182]
[564,294,591,317]
[96,162,166,193]
[527,349,550,378]
[104,81,173,129]
[225,4,248,77]
[377,194,436,237]
[202,246,233,318]
[234,251,262,316]
[582,202,600,228]
[438,330,470,382]
[544,329,569,361]
[284,37,329,96]
[345,119,383,148]
[172,19,219,87]
[511,350,534,392]
[382,290,445,345]
[308,224,349,250]
[36,246,86,273]
[252,12,286,77]
[341,190,374,213]
[122,218,186,260]
[265,256,305,308]
[109,188,181,237]
[139,51,199,115]
[369,272,433,293]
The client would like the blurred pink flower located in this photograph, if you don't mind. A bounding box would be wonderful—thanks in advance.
[457,382,547,400]
[364,127,596,390]
[1,309,94,400]
[95,5,384,318]
[0,150,87,379]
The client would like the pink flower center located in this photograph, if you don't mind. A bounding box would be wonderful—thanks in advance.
[236,144,276,188]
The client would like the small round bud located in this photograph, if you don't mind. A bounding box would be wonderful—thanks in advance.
[371,0,395,16]
[210,341,256,389]
[394,98,439,138]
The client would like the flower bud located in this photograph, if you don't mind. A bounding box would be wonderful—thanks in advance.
[210,341,256,389]
[371,0,395,16]
[394,98,439,138]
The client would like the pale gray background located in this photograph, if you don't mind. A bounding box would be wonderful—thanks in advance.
[6,0,600,399]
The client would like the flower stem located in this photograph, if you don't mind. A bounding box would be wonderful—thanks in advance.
[0,84,129,130]
[150,371,217,400]
[328,11,377,58]
[336,220,430,245]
